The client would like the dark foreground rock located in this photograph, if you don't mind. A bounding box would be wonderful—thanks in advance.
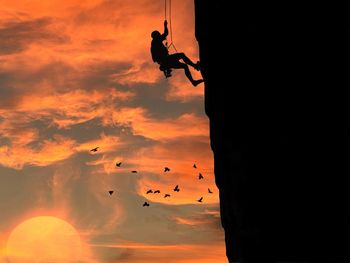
[194,1,348,262]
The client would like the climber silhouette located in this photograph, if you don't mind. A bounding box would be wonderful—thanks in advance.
[151,20,204,87]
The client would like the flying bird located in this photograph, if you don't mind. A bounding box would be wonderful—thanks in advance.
[164,167,170,172]
[131,170,137,173]
[108,191,114,195]
[193,163,197,168]
[146,189,153,194]
[116,162,122,167]
[199,173,204,180]
[164,194,171,198]
[173,185,180,192]
[154,190,160,194]
[197,197,203,203]
[143,202,150,207]
[208,188,213,194]
[90,147,99,152]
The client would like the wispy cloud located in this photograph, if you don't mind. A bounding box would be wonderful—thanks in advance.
[0,17,69,55]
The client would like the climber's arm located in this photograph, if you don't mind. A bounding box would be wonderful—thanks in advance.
[161,20,168,40]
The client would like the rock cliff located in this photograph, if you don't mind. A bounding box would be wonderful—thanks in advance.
[194,1,347,262]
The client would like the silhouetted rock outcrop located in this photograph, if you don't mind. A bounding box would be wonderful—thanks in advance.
[195,1,348,262]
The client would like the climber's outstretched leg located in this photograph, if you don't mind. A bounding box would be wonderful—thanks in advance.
[171,61,203,87]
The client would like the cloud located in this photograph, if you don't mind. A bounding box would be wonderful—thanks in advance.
[0,135,76,169]
[174,209,221,228]
[0,87,134,128]
[111,62,161,85]
[175,216,213,226]
[0,17,69,55]
[112,107,209,140]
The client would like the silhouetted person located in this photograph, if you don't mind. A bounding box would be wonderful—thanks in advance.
[151,20,204,86]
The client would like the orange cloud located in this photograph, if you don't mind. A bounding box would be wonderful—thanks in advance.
[0,135,76,169]
[19,89,134,128]
[175,216,213,226]
[77,133,122,155]
[112,107,209,140]
[0,127,38,146]
[0,130,123,170]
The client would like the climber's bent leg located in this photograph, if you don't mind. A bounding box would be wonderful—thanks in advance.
[171,61,203,86]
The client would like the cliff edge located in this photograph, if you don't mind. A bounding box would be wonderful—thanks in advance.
[195,1,347,262]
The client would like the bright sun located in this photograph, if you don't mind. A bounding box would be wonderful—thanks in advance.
[6,216,83,263]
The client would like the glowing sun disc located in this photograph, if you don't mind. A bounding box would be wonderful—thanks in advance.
[6,216,83,263]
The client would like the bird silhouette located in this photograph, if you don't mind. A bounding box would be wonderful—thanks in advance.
[131,170,137,173]
[197,197,203,202]
[199,173,204,180]
[154,190,161,194]
[116,162,122,167]
[208,188,213,194]
[143,202,150,207]
[173,185,180,192]
[90,147,99,152]
[193,163,197,168]
[164,167,170,172]
[108,191,114,195]
[146,189,153,194]
[164,194,171,198]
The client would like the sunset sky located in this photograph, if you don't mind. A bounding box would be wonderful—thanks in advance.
[0,1,226,262]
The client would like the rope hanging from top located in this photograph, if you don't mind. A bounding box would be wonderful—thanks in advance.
[164,0,167,21]
[164,0,178,53]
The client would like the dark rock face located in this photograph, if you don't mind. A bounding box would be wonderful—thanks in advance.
[194,1,348,262]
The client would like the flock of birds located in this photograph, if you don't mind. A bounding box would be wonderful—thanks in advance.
[90,147,214,207]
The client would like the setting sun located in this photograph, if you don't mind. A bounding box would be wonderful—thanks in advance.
[6,216,82,263]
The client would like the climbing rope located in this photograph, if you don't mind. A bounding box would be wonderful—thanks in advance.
[164,0,167,21]
[164,0,178,53]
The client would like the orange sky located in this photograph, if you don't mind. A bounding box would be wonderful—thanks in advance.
[0,1,226,262]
